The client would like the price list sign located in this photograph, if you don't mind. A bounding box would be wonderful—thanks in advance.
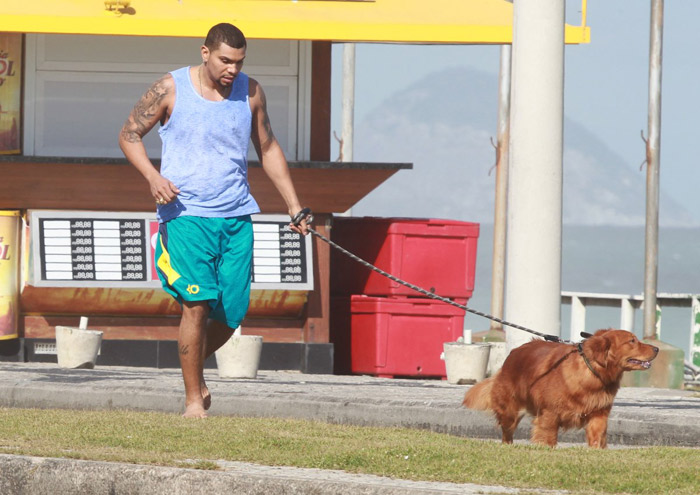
[251,216,313,290]
[31,211,156,287]
[39,218,147,282]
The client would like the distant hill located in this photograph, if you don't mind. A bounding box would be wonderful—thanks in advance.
[350,67,697,227]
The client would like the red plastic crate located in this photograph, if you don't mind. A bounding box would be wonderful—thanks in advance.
[331,217,479,299]
[349,295,466,378]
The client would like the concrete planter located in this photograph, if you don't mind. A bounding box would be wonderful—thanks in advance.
[485,341,507,377]
[55,325,103,369]
[215,335,263,379]
[443,342,491,385]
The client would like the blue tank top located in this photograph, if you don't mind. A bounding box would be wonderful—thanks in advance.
[156,66,260,222]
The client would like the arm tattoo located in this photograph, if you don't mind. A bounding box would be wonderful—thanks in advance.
[120,75,170,143]
[179,344,190,356]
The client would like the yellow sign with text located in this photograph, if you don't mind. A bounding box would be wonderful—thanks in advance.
[0,211,20,340]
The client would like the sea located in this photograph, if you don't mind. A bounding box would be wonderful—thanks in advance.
[462,224,700,360]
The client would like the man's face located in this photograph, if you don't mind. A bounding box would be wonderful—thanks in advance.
[202,42,246,87]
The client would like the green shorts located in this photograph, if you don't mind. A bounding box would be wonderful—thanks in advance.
[155,215,253,328]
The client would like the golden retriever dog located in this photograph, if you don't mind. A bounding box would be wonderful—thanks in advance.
[463,329,658,448]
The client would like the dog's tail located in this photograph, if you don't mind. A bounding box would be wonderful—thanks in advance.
[462,377,495,411]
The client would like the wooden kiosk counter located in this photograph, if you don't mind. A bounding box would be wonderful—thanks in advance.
[0,156,410,372]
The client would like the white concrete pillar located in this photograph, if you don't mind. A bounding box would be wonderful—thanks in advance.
[570,296,586,343]
[620,298,636,331]
[505,0,565,351]
[489,45,511,335]
[341,43,356,163]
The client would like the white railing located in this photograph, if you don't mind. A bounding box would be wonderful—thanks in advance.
[561,291,700,372]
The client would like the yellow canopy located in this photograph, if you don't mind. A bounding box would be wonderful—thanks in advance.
[1,0,590,44]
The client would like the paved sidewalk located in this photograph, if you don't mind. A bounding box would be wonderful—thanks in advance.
[0,362,698,494]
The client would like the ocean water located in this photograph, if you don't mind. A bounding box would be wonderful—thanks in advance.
[462,225,700,359]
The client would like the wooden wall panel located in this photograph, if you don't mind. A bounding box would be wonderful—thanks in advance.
[310,41,332,161]
[23,315,303,343]
[0,161,406,213]
[304,213,330,344]
[23,315,181,340]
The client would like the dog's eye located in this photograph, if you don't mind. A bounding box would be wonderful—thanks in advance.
[629,338,637,344]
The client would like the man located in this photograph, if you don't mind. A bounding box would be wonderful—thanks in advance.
[119,23,309,418]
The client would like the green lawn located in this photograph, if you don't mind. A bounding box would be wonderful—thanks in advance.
[0,407,698,494]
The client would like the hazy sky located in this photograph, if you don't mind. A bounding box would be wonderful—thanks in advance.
[330,0,700,218]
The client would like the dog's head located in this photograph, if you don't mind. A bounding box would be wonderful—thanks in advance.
[584,329,659,373]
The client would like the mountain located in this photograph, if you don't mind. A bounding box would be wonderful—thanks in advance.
[351,67,697,227]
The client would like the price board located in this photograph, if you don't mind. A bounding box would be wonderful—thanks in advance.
[31,212,154,287]
[29,211,313,290]
[251,215,312,289]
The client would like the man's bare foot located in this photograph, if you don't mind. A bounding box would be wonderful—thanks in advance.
[201,380,212,411]
[183,401,208,419]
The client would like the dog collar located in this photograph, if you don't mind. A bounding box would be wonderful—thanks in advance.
[577,342,605,383]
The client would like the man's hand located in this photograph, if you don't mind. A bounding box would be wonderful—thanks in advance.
[288,219,308,236]
[149,174,181,205]
[289,208,311,236]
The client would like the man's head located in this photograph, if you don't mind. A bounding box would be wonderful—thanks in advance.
[201,23,247,87]
[204,23,247,51]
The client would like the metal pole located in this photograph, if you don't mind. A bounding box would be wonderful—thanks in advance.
[644,0,663,340]
[488,44,511,337]
[341,43,356,163]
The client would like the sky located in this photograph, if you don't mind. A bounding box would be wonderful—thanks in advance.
[329,0,700,218]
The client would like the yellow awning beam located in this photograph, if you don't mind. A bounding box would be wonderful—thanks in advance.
[1,0,590,45]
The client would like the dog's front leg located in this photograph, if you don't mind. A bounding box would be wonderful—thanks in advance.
[584,409,611,448]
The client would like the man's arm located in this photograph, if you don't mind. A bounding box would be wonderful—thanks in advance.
[249,78,307,234]
[119,74,180,203]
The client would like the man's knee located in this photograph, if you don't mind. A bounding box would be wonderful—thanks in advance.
[182,301,210,321]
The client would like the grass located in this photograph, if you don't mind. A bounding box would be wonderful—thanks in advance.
[0,407,698,494]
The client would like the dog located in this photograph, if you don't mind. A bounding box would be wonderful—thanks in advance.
[462,329,658,448]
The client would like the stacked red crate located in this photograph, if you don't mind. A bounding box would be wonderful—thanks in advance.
[330,217,479,378]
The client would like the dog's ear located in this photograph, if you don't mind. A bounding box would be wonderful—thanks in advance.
[586,332,612,367]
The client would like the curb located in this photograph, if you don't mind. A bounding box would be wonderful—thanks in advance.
[0,454,562,495]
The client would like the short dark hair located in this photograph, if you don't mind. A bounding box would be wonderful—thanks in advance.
[204,23,247,50]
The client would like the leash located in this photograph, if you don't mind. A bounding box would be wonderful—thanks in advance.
[577,341,605,382]
[291,208,566,344]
